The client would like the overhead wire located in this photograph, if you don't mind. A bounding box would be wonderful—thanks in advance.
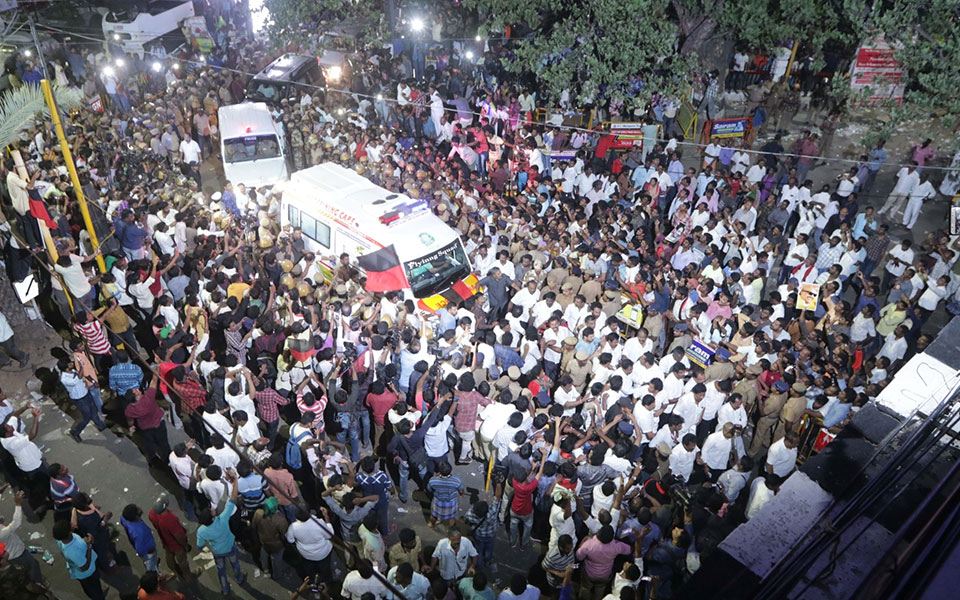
[34,23,960,175]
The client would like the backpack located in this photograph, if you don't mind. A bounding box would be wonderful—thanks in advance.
[285,426,311,469]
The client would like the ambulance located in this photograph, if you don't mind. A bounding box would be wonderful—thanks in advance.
[217,102,288,189]
[279,163,478,310]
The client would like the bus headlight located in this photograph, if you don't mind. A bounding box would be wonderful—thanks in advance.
[326,65,342,83]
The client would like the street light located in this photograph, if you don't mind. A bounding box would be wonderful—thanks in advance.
[151,62,162,72]
[410,18,424,32]
[475,35,482,42]
[23,49,31,57]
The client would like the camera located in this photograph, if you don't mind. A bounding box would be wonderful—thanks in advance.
[669,481,693,509]
[342,342,359,363]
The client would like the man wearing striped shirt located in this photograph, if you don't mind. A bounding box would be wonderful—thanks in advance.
[48,463,78,520]
[72,311,112,373]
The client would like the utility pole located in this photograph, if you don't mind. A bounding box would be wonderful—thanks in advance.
[29,15,107,274]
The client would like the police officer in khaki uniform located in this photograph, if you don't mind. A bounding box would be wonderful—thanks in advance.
[563,349,593,394]
[556,281,577,311]
[733,364,762,415]
[705,350,738,382]
[579,270,603,304]
[774,382,809,442]
[749,380,789,457]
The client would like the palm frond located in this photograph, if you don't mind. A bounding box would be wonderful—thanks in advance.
[0,84,83,149]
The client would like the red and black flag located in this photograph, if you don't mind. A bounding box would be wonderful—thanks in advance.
[286,337,314,365]
[358,245,408,292]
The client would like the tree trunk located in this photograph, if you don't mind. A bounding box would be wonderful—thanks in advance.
[672,1,730,73]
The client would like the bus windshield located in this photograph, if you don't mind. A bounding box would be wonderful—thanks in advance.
[223,135,281,163]
[403,240,471,298]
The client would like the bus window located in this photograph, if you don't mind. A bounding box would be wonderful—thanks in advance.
[287,205,300,228]
[300,213,331,248]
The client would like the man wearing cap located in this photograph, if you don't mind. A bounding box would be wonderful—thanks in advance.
[580,271,603,304]
[775,382,809,441]
[563,350,592,394]
[555,281,577,312]
[749,381,789,456]
[705,347,737,382]
[734,365,762,414]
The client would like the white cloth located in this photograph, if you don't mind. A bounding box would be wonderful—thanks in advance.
[766,438,797,477]
[745,477,776,520]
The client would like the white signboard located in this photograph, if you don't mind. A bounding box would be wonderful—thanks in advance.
[850,37,905,105]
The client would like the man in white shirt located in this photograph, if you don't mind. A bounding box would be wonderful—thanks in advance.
[1,408,44,511]
[878,163,920,218]
[745,474,782,520]
[632,395,659,444]
[622,329,653,364]
[179,134,202,165]
[554,377,582,417]
[701,424,738,474]
[901,175,937,228]
[765,433,799,477]
[668,434,700,482]
[878,326,909,365]
[884,239,915,289]
[431,529,478,581]
[510,280,541,321]
[285,510,334,574]
[745,159,766,186]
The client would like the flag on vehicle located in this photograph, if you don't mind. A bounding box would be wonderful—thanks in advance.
[358,245,408,292]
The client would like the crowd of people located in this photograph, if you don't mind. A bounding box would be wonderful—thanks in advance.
[0,2,957,600]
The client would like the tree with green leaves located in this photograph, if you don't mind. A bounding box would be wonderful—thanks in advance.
[465,0,694,105]
[260,0,960,125]
[258,0,385,52]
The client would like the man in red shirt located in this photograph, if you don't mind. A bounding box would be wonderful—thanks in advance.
[147,495,197,583]
[364,380,399,454]
[509,456,546,550]
[170,366,207,446]
[453,373,490,465]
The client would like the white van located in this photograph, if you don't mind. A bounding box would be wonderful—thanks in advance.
[217,102,288,189]
[102,1,194,58]
[280,163,479,310]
